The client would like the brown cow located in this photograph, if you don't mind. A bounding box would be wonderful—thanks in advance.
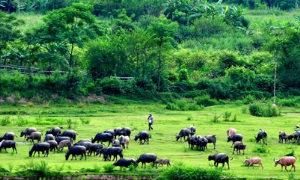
[244,157,263,169]
[274,156,296,171]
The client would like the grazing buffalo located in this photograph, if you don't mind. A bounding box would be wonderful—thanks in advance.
[20,127,37,140]
[233,141,246,155]
[60,130,77,141]
[96,147,109,158]
[120,127,131,137]
[44,134,55,142]
[88,144,103,156]
[227,134,243,147]
[244,157,263,169]
[46,140,58,152]
[278,132,288,143]
[55,136,72,145]
[208,153,230,169]
[103,129,115,137]
[136,153,157,168]
[0,132,17,141]
[91,133,113,146]
[113,158,137,169]
[74,141,93,151]
[197,136,208,151]
[204,135,217,149]
[65,146,87,160]
[255,130,267,145]
[114,127,123,138]
[46,126,62,137]
[155,158,171,168]
[227,128,237,137]
[274,156,296,171]
[185,136,199,150]
[29,142,50,157]
[112,139,120,147]
[103,147,123,161]
[188,125,196,136]
[119,135,130,149]
[26,132,42,143]
[58,140,72,152]
[0,140,17,153]
[176,128,192,141]
[134,131,149,145]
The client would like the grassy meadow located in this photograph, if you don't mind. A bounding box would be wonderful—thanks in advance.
[0,101,300,179]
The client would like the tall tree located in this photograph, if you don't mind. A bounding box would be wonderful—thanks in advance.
[30,3,102,70]
[147,15,179,91]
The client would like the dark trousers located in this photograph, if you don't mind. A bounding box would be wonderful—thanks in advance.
[148,123,153,131]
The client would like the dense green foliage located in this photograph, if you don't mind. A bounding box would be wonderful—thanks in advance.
[1,0,300,107]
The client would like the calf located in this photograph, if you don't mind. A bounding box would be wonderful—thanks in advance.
[227,128,237,137]
[274,156,296,171]
[155,158,171,168]
[244,157,263,169]
[208,153,230,169]
[58,139,72,152]
[233,141,246,155]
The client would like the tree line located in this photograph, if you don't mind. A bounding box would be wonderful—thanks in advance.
[1,0,300,104]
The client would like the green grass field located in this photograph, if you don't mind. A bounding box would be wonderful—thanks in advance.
[0,102,299,179]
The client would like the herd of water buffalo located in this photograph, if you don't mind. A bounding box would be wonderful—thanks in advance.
[0,126,297,171]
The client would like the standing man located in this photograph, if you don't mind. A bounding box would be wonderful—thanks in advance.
[148,114,154,131]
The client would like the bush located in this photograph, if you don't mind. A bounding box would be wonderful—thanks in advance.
[252,146,270,153]
[103,164,114,173]
[194,95,218,107]
[156,164,223,180]
[249,103,280,117]
[1,116,11,126]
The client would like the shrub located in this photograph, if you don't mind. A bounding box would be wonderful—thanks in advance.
[1,116,11,126]
[103,164,114,173]
[249,103,280,117]
[79,117,90,125]
[166,103,179,110]
[252,146,270,153]
[194,95,218,107]
[223,111,232,121]
[156,164,223,180]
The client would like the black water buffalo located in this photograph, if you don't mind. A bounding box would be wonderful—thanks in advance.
[227,134,243,147]
[0,132,17,141]
[176,128,192,141]
[113,158,136,168]
[114,127,122,138]
[46,140,58,152]
[134,131,149,145]
[65,146,87,160]
[197,136,208,151]
[208,153,230,169]
[96,147,109,158]
[103,129,115,137]
[279,132,287,143]
[185,136,199,150]
[44,134,55,142]
[88,144,103,156]
[46,126,62,137]
[120,127,131,137]
[112,139,120,147]
[233,141,246,155]
[20,127,37,140]
[29,142,50,157]
[0,140,17,153]
[74,141,93,151]
[204,135,217,149]
[26,132,42,143]
[55,136,72,145]
[136,153,157,168]
[60,130,77,141]
[103,147,123,161]
[255,130,267,145]
[91,133,113,146]
[188,125,196,136]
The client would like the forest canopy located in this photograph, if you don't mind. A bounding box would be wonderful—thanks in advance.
[1,0,300,106]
